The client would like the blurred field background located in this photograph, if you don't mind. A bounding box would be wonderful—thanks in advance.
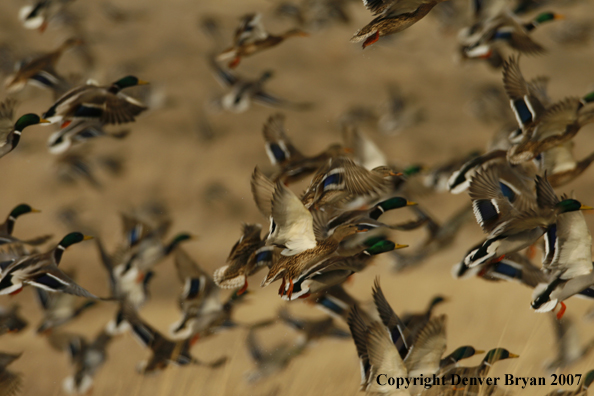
[1,0,594,395]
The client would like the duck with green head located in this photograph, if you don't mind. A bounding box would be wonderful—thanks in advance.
[0,232,99,298]
[43,75,149,126]
[0,101,50,159]
[0,204,52,246]
[443,348,519,381]
[461,11,563,61]
[440,346,485,371]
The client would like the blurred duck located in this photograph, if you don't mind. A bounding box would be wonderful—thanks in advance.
[43,76,149,126]
[459,10,563,62]
[0,352,22,396]
[4,38,82,93]
[48,330,113,395]
[19,0,75,32]
[170,247,244,339]
[546,313,594,372]
[0,305,28,336]
[210,57,311,113]
[502,56,594,164]
[0,204,52,246]
[245,320,306,383]
[217,13,308,68]
[351,0,448,48]
[47,120,129,155]
[261,113,346,184]
[122,305,227,374]
[278,307,350,344]
[35,275,96,334]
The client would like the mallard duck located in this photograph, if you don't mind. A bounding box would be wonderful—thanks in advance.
[0,305,28,336]
[348,306,410,395]
[43,76,149,126]
[262,113,347,184]
[464,167,589,267]
[441,348,519,392]
[0,204,52,246]
[48,330,113,395]
[95,237,154,335]
[213,223,274,295]
[0,99,50,159]
[502,57,594,164]
[47,120,129,155]
[546,313,594,372]
[537,142,594,188]
[453,251,546,288]
[278,307,350,344]
[210,57,312,113]
[274,0,352,31]
[170,247,241,339]
[4,38,82,93]
[351,0,447,48]
[440,346,485,372]
[0,232,98,298]
[118,232,193,280]
[400,295,447,342]
[35,276,96,334]
[325,196,417,231]
[531,206,594,319]
[460,11,564,61]
[280,248,399,300]
[217,13,308,68]
[262,222,363,299]
[545,370,594,396]
[245,320,306,383]
[0,352,22,396]
[122,305,227,374]
[311,284,362,321]
[300,157,393,208]
[391,205,473,271]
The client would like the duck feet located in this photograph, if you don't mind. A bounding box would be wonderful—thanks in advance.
[61,120,72,128]
[136,272,145,284]
[278,278,286,296]
[362,31,379,49]
[238,279,248,296]
[286,279,294,300]
[9,287,23,296]
[556,302,567,320]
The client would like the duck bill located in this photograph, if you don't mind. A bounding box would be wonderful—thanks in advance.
[394,244,409,250]
[30,208,41,213]
[137,79,150,85]
[39,118,51,124]
[83,235,94,240]
[508,353,520,358]
[406,201,417,206]
[580,205,594,210]
[474,349,485,354]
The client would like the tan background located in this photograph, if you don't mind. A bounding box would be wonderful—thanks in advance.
[1,0,594,395]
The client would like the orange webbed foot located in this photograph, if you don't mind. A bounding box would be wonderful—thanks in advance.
[9,287,23,296]
[287,279,294,300]
[526,245,537,260]
[136,272,145,284]
[278,277,286,296]
[362,32,379,49]
[238,279,248,296]
[556,302,567,320]
[61,120,72,128]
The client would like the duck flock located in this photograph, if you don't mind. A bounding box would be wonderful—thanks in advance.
[1,0,594,395]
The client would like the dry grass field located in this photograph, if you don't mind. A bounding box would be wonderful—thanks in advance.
[1,0,594,395]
